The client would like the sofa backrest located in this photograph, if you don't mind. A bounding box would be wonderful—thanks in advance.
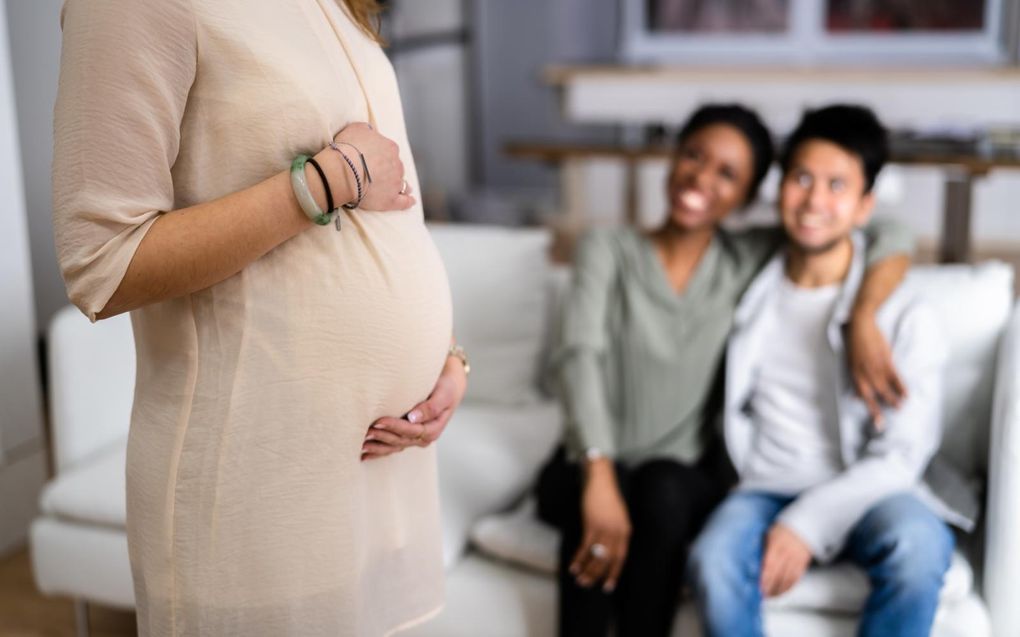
[47,305,135,474]
[428,223,553,406]
[901,262,1015,478]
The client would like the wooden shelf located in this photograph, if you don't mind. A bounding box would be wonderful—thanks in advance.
[505,141,1020,176]
[543,64,1020,86]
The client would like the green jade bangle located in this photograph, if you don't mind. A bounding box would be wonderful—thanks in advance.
[290,154,333,226]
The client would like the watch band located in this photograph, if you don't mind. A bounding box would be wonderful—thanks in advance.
[448,344,471,376]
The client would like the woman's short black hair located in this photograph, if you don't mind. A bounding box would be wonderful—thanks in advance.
[779,104,889,193]
[676,104,775,206]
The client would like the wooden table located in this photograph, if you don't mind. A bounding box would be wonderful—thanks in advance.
[506,141,1020,263]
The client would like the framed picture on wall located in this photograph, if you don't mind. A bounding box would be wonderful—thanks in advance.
[623,0,1012,65]
[647,0,790,33]
[826,0,986,32]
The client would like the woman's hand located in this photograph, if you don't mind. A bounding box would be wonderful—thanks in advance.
[848,309,907,430]
[331,122,415,211]
[571,460,631,593]
[361,354,468,461]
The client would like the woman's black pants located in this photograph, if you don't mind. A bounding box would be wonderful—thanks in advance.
[535,446,727,637]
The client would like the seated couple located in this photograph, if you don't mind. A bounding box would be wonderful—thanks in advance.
[536,104,978,637]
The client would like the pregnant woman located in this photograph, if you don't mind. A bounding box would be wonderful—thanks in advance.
[52,1,466,635]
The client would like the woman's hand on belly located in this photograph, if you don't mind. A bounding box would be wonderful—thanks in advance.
[361,355,468,460]
[332,123,416,211]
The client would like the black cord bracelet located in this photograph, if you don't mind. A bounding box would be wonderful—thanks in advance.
[305,157,335,213]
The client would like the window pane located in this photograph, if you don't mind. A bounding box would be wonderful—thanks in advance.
[647,0,791,33]
[826,0,987,33]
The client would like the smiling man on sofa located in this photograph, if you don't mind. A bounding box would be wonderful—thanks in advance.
[686,104,979,637]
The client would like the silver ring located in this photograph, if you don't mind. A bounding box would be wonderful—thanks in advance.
[589,543,608,560]
[399,179,408,195]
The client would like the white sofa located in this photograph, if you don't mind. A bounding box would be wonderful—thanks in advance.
[31,224,1020,637]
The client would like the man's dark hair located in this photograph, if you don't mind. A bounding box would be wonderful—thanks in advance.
[779,104,889,193]
[676,104,774,206]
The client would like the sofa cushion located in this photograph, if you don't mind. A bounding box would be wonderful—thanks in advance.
[470,497,558,575]
[437,401,561,569]
[405,548,987,637]
[470,497,974,612]
[48,305,135,473]
[39,438,127,529]
[428,224,552,406]
[30,517,135,608]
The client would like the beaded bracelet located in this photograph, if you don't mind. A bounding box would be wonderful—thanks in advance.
[329,140,375,210]
[331,140,373,186]
[290,155,334,226]
[332,147,364,210]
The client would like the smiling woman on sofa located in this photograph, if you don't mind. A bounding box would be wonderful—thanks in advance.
[535,104,914,637]
[51,0,467,635]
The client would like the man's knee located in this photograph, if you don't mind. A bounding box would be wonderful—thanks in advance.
[858,495,954,591]
[688,525,754,592]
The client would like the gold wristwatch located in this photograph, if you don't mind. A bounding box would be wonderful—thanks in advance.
[448,344,471,376]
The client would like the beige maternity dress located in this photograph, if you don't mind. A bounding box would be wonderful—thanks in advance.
[52,1,451,635]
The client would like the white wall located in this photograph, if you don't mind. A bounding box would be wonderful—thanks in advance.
[5,0,62,333]
[390,0,470,203]
[472,0,617,191]
[0,0,47,556]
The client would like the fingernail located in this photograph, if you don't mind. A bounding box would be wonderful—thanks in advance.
[569,565,579,576]
[372,423,386,430]
[365,435,376,442]
[603,583,615,593]
[407,411,421,424]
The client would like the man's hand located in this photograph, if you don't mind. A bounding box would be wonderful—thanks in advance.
[760,524,812,598]
[362,353,468,461]
[849,308,907,430]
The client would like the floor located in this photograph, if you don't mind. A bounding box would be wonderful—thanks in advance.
[0,546,136,637]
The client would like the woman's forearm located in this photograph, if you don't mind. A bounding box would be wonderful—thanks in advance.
[97,149,351,320]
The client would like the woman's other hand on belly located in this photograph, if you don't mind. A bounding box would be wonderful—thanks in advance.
[361,354,468,460]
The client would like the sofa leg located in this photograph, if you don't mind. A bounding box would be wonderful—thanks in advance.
[73,599,90,637]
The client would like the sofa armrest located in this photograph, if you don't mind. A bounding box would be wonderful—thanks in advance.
[984,299,1020,637]
[47,305,135,474]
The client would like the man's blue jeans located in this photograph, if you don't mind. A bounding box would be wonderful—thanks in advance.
[687,491,954,637]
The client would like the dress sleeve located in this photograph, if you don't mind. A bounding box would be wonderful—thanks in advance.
[52,0,197,321]
[860,215,915,266]
[555,229,620,458]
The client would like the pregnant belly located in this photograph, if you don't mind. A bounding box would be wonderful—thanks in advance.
[125,221,452,563]
[306,221,453,422]
[208,218,454,435]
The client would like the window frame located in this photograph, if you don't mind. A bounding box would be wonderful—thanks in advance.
[620,0,1012,66]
